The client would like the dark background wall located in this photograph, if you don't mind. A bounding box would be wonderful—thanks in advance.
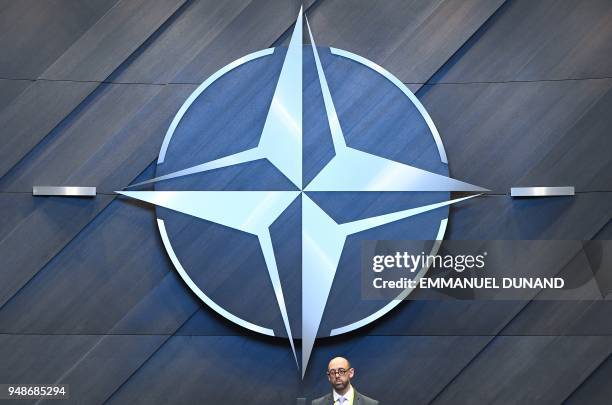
[0,0,611,403]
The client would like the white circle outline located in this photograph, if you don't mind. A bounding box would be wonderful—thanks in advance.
[155,47,450,338]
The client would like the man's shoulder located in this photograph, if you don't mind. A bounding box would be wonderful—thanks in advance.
[310,390,379,405]
[311,393,332,405]
[355,390,379,405]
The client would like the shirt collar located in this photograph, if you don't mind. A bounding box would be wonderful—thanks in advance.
[333,385,354,404]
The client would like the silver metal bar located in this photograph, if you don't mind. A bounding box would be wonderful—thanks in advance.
[33,186,96,197]
[510,186,575,197]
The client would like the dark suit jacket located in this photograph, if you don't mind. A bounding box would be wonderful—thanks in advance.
[311,389,379,405]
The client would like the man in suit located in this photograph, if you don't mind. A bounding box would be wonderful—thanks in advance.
[312,356,379,405]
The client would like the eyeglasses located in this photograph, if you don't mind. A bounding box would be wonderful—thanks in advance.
[327,368,351,377]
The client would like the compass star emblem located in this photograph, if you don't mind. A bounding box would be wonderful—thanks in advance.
[118,8,486,376]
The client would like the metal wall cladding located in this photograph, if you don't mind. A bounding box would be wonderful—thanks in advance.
[0,0,611,403]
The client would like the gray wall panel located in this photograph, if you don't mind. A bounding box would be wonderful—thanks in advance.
[0,0,120,79]
[422,80,612,192]
[38,335,167,405]
[305,0,506,91]
[445,194,612,241]
[431,336,612,405]
[105,335,302,404]
[0,334,166,405]
[594,219,612,239]
[39,0,187,82]
[565,355,612,405]
[109,270,201,335]
[0,79,31,113]
[0,83,195,192]
[171,0,310,83]
[104,335,491,404]
[431,0,612,83]
[0,198,183,334]
[500,247,612,336]
[0,83,163,191]
[0,80,99,178]
[502,300,612,337]
[0,334,100,383]
[0,0,187,178]
[0,194,113,308]
[114,0,307,84]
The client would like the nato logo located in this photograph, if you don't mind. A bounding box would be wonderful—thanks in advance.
[118,9,486,376]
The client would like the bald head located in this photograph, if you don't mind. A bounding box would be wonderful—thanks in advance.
[328,357,351,371]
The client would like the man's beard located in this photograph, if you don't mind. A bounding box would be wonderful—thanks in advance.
[334,380,348,391]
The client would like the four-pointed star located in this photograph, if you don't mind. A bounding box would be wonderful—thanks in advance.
[118,8,487,376]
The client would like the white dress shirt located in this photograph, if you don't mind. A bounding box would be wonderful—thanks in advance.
[333,385,354,405]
